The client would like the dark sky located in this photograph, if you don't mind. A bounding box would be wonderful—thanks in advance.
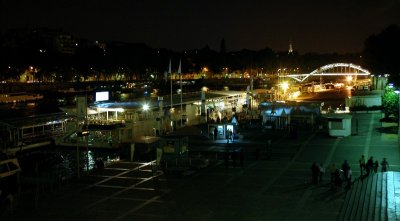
[1,0,399,53]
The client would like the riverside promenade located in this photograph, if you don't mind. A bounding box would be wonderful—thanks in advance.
[3,112,400,221]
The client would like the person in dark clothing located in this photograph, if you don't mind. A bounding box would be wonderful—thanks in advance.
[311,162,320,184]
[359,155,366,176]
[381,158,389,172]
[341,160,350,183]
[373,160,379,173]
[366,157,374,176]
[213,127,218,140]
[334,169,342,190]
[345,169,352,190]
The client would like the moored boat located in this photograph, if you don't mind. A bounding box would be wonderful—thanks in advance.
[0,92,43,104]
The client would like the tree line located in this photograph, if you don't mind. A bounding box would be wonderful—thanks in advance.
[0,25,399,84]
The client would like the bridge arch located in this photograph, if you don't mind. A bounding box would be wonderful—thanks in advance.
[285,63,371,82]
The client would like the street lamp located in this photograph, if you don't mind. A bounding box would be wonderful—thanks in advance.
[142,103,150,120]
[281,82,289,93]
[346,76,353,86]
[281,82,289,100]
[143,103,149,111]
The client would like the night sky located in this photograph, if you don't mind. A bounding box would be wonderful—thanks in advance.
[1,0,399,53]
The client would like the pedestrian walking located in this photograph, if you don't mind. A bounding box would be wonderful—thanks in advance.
[311,162,320,184]
[381,158,389,172]
[345,169,352,190]
[334,168,342,191]
[341,160,350,181]
[226,129,231,143]
[366,157,373,176]
[213,127,218,140]
[373,160,379,173]
[359,155,366,176]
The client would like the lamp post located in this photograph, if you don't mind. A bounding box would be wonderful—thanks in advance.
[143,103,149,119]
[281,82,289,100]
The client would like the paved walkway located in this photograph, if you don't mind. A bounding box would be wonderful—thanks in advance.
[3,113,400,221]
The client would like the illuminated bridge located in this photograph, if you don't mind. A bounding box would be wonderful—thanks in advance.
[280,63,371,82]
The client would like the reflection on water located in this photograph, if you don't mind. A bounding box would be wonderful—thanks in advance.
[59,147,120,173]
[19,145,121,178]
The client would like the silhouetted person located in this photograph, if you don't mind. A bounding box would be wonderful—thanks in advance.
[341,160,350,183]
[226,130,231,143]
[214,127,218,140]
[373,160,379,173]
[311,162,320,184]
[381,158,389,172]
[334,169,342,190]
[359,155,365,176]
[366,157,373,175]
[345,169,352,190]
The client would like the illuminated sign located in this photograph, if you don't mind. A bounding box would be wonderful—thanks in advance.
[95,91,109,102]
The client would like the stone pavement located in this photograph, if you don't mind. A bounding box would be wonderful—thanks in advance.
[3,112,400,221]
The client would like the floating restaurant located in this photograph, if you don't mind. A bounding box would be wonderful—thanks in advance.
[55,90,248,149]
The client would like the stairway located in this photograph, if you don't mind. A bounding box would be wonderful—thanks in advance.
[338,172,400,221]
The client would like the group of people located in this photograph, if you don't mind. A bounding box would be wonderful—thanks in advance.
[310,161,348,189]
[359,155,389,177]
[311,155,389,190]
[212,127,235,143]
[311,156,390,191]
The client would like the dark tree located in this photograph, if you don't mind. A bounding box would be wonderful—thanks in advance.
[363,24,400,83]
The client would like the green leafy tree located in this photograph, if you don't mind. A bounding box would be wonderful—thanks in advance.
[382,87,399,118]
